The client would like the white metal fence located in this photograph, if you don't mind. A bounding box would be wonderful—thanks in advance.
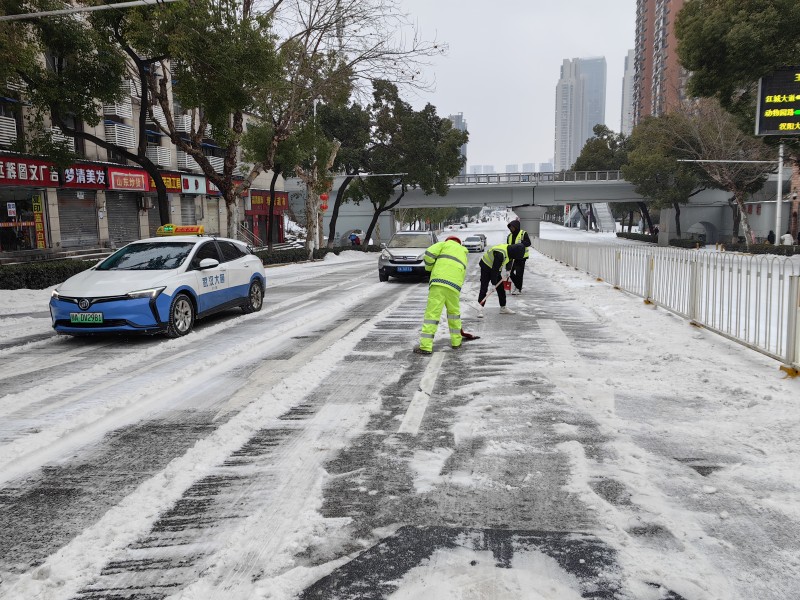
[534,239,800,368]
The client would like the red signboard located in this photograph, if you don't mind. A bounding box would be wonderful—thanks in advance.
[249,190,288,214]
[0,157,60,187]
[148,173,183,194]
[108,167,151,191]
[62,165,108,189]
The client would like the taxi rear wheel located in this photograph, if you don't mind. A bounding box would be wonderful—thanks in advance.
[166,293,195,337]
[242,281,264,314]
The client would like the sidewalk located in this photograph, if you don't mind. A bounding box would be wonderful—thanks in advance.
[398,244,799,598]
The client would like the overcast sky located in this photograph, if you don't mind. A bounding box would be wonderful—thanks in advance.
[399,0,636,171]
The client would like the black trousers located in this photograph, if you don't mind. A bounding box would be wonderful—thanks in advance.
[509,258,526,291]
[479,262,506,307]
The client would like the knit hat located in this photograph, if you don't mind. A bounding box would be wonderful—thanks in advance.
[445,236,462,244]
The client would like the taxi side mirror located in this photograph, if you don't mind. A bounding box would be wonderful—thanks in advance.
[198,258,220,270]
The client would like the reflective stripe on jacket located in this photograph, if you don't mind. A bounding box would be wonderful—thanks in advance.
[480,244,510,269]
[507,229,530,258]
[424,239,469,292]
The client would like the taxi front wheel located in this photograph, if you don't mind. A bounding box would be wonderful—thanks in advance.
[242,281,264,314]
[166,293,195,337]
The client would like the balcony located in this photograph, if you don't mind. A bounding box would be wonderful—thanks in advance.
[127,78,141,99]
[50,127,75,152]
[103,96,133,119]
[146,145,172,168]
[104,121,136,149]
[0,115,17,146]
[176,149,200,171]
[174,114,192,133]
[146,104,167,129]
[206,155,224,172]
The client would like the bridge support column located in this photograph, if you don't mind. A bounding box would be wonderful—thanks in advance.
[514,206,547,238]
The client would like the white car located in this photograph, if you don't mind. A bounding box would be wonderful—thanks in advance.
[463,235,485,253]
[50,234,266,337]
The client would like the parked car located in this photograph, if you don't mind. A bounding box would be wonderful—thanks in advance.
[378,230,438,281]
[50,234,266,337]
[463,235,485,253]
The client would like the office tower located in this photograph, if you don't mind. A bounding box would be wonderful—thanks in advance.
[621,49,635,135]
[554,57,607,171]
[633,0,688,125]
[505,164,519,173]
[539,161,554,172]
[447,113,468,176]
[522,162,535,172]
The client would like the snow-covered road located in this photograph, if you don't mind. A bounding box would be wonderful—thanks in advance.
[0,221,797,599]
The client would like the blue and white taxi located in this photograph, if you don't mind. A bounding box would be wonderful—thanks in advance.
[50,226,266,337]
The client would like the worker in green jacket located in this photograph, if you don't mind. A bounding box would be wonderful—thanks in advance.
[477,243,526,316]
[506,219,531,294]
[414,236,469,355]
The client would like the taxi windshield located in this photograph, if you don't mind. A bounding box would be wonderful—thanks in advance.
[96,242,195,271]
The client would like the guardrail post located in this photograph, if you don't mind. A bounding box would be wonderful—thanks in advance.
[784,275,800,370]
[688,258,699,321]
[643,252,654,303]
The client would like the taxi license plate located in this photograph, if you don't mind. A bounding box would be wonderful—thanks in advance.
[397,266,413,272]
[70,312,103,324]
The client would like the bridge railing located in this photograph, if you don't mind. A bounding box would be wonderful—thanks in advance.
[534,238,800,368]
[451,171,623,185]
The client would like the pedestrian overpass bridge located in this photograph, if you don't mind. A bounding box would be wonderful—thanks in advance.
[397,171,644,209]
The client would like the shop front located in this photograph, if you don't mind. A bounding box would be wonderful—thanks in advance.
[106,166,151,247]
[58,163,109,249]
[247,190,287,244]
[147,171,182,238]
[0,155,59,252]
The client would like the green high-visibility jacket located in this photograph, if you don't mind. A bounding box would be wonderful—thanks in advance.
[480,244,511,270]
[507,229,531,258]
[424,239,469,292]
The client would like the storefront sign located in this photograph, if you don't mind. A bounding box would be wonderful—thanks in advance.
[6,202,16,217]
[0,156,60,186]
[32,194,46,249]
[62,165,107,189]
[108,167,150,191]
[756,67,800,135]
[206,178,248,197]
[249,190,288,214]
[149,173,182,194]
[181,174,206,195]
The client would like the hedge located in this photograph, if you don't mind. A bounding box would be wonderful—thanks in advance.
[616,232,658,243]
[669,238,706,248]
[0,259,99,290]
[1,245,382,290]
[715,243,799,256]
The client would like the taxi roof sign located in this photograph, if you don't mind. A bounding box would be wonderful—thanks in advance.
[156,224,205,236]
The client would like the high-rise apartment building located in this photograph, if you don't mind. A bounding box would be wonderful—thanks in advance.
[633,0,688,125]
[554,57,607,171]
[621,49,636,135]
[505,164,519,173]
[522,163,535,172]
[447,113,468,176]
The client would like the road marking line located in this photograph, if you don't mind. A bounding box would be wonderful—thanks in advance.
[398,351,444,435]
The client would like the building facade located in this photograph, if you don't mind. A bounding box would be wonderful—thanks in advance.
[554,57,607,171]
[0,74,284,256]
[447,113,468,176]
[632,0,688,125]
[621,49,636,135]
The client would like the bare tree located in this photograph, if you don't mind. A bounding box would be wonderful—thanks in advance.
[670,99,776,246]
